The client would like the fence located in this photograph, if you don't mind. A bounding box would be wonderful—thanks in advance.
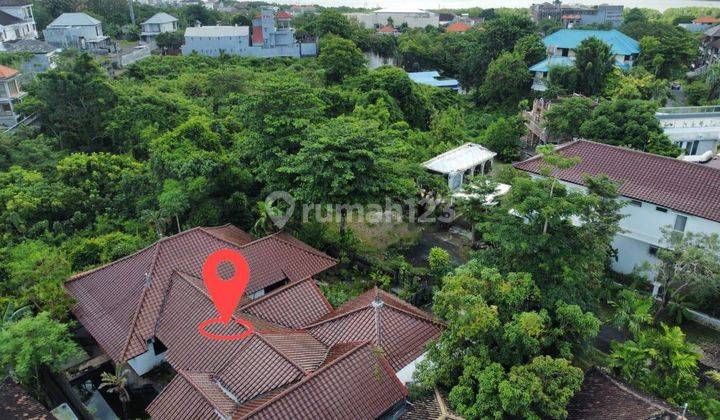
[120,46,151,67]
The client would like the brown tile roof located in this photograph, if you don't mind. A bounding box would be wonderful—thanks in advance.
[306,288,444,370]
[694,16,720,24]
[66,226,336,362]
[445,21,472,33]
[0,378,50,420]
[239,277,332,328]
[275,11,292,20]
[240,342,407,419]
[146,370,236,420]
[378,24,398,33]
[566,367,688,420]
[401,388,463,420]
[513,140,720,223]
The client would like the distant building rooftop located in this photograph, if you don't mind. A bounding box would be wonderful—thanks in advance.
[542,29,639,55]
[47,12,101,27]
[142,12,177,25]
[446,21,472,33]
[185,25,248,37]
[407,70,459,89]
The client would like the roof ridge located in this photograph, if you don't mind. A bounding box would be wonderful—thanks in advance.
[178,370,234,416]
[304,305,373,328]
[238,277,313,311]
[67,227,207,282]
[198,225,249,249]
[270,232,338,262]
[118,240,164,361]
[254,333,308,375]
[237,341,375,419]
[382,299,447,328]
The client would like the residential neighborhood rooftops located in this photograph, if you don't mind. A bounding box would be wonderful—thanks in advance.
[542,29,639,55]
[407,71,460,88]
[47,12,101,27]
[423,143,497,174]
[142,12,178,25]
[0,378,50,420]
[185,25,249,37]
[275,10,293,20]
[513,140,720,223]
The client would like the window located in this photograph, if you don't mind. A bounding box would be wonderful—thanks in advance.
[561,48,569,57]
[153,337,167,355]
[629,200,642,207]
[656,206,668,213]
[674,215,687,232]
[649,245,659,256]
[624,55,631,61]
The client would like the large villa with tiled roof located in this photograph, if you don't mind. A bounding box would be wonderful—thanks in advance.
[514,140,720,281]
[65,225,444,418]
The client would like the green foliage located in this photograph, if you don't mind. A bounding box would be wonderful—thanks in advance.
[621,21,699,79]
[543,97,593,141]
[684,79,711,106]
[428,247,452,280]
[609,289,653,336]
[416,265,597,418]
[574,37,614,96]
[155,30,184,51]
[603,67,668,101]
[547,65,580,96]
[63,232,147,272]
[20,53,117,151]
[479,115,525,162]
[477,52,531,108]
[318,36,366,83]
[579,99,681,157]
[0,312,80,394]
[513,33,546,66]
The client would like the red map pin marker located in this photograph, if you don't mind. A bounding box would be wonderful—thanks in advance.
[202,248,250,325]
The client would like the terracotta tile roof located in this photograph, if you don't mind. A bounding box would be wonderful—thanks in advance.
[378,24,398,33]
[694,16,720,24]
[0,378,50,420]
[275,11,292,20]
[252,25,263,44]
[401,388,463,420]
[307,288,444,370]
[66,226,336,362]
[146,370,235,420]
[258,331,328,371]
[445,21,472,33]
[513,140,720,223]
[240,342,408,419]
[566,367,688,419]
[201,224,255,246]
[0,64,18,78]
[239,277,332,328]
[215,335,306,403]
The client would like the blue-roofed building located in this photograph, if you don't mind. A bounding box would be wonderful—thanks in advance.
[530,29,639,91]
[407,71,460,91]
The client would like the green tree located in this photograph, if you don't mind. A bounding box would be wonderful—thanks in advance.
[155,30,184,53]
[20,53,117,151]
[621,21,698,79]
[603,67,668,101]
[318,36,366,83]
[546,65,580,96]
[650,230,720,323]
[428,247,452,280]
[513,33,546,66]
[477,52,531,108]
[284,115,415,234]
[579,99,681,156]
[543,96,593,141]
[310,9,354,38]
[480,116,525,162]
[0,312,80,399]
[574,37,614,96]
[100,364,131,420]
[610,289,653,336]
[158,179,189,233]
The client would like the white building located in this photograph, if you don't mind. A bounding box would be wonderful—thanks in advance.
[423,143,496,191]
[514,140,720,279]
[656,106,720,157]
[43,13,110,50]
[345,7,439,29]
[140,12,177,47]
[0,0,36,42]
[0,64,25,127]
[182,8,316,58]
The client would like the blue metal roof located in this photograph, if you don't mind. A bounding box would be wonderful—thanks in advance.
[529,55,630,73]
[542,29,640,56]
[407,71,459,88]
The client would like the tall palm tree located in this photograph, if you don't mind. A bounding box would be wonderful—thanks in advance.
[99,364,131,420]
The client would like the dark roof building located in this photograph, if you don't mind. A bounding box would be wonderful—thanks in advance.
[514,140,720,223]
[0,378,51,420]
[67,225,443,419]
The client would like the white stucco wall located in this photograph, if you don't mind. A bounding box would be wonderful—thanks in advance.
[127,341,166,376]
[346,11,439,28]
[395,352,426,384]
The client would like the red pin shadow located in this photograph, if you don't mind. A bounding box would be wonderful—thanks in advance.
[198,248,255,341]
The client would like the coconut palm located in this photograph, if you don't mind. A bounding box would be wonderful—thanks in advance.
[99,364,131,420]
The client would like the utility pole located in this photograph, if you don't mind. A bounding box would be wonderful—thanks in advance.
[128,0,135,25]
